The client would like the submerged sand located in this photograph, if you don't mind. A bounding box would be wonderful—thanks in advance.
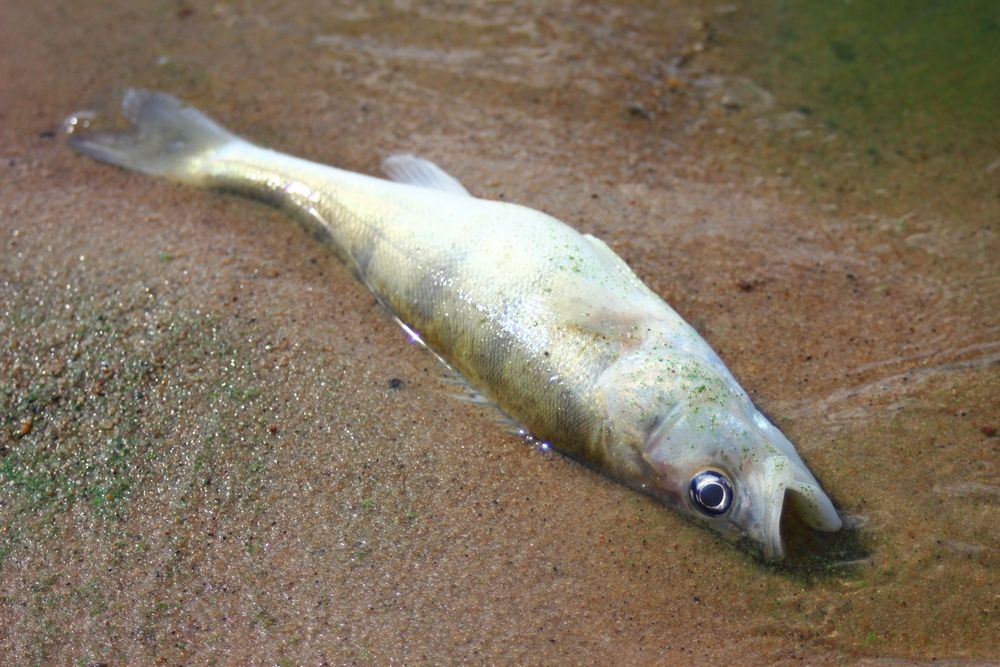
[1,1,997,664]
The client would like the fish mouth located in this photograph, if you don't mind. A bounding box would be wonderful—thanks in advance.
[758,459,842,561]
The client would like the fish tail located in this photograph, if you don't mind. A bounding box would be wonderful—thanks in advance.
[67,89,238,183]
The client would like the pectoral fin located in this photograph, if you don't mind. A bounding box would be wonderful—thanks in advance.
[521,284,663,350]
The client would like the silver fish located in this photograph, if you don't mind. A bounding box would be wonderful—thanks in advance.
[66,89,842,560]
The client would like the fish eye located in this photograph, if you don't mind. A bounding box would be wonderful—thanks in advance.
[689,470,734,516]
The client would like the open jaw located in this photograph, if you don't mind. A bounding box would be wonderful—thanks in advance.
[759,476,843,561]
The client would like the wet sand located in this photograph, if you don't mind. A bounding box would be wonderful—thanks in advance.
[1,1,997,664]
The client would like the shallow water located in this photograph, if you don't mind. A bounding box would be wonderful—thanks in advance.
[1,1,997,664]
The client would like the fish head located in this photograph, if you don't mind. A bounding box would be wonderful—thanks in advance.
[642,396,842,561]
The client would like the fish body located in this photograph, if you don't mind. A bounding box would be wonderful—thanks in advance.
[67,90,842,559]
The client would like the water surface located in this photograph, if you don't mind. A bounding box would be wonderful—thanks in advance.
[1,1,997,664]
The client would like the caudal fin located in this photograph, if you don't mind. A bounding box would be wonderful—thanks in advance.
[67,89,238,181]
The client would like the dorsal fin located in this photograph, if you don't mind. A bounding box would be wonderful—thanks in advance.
[583,233,642,284]
[381,153,471,196]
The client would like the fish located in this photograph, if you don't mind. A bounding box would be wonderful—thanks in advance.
[65,89,843,560]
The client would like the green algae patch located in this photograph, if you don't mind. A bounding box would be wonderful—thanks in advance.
[0,291,273,567]
[747,1,1000,142]
[712,0,1000,218]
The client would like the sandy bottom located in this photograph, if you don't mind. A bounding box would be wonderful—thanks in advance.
[1,1,997,664]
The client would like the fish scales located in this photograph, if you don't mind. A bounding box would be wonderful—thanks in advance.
[201,145,620,459]
[66,89,844,560]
